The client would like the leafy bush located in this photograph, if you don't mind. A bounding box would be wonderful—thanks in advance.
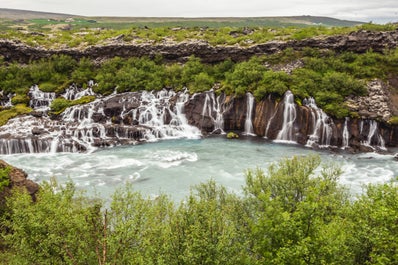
[2,155,398,264]
[0,166,11,192]
[10,94,29,105]
[50,96,96,115]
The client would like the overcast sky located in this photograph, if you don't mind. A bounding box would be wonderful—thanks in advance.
[1,0,397,23]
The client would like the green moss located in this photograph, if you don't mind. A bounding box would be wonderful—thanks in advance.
[50,95,96,115]
[388,116,398,125]
[0,104,32,126]
[227,132,239,139]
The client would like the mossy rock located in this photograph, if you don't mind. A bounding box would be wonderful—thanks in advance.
[226,132,239,139]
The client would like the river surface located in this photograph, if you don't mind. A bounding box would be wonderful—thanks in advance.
[2,136,398,201]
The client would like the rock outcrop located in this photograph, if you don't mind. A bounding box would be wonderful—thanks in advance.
[1,29,398,64]
[0,160,39,204]
[346,79,392,121]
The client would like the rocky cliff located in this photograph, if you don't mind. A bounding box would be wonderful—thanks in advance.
[1,29,398,63]
[0,160,39,204]
[0,85,395,155]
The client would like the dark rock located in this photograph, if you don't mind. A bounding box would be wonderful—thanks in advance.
[1,29,398,64]
[0,160,39,204]
[30,111,44,117]
[31,127,47,135]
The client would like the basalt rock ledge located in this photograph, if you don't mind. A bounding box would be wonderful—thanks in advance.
[1,29,398,63]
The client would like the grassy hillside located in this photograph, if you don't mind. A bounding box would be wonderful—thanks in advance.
[0,8,363,29]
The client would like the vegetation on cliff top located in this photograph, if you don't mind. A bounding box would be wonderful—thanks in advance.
[1,47,398,118]
[1,155,398,264]
[0,12,395,49]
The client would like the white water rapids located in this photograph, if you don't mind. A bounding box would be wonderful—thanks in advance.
[3,137,398,202]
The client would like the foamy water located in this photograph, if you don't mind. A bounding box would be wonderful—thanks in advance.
[3,137,397,201]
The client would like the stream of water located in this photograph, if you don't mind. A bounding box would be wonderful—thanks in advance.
[2,136,398,202]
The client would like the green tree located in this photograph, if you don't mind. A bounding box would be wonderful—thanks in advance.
[107,185,175,264]
[2,180,101,265]
[224,56,266,96]
[348,183,398,264]
[244,155,351,264]
[170,180,253,264]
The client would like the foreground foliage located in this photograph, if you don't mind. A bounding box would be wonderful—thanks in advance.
[1,155,398,264]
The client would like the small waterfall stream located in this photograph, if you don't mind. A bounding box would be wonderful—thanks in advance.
[28,85,56,110]
[243,93,255,136]
[201,91,225,134]
[342,117,350,149]
[363,120,386,150]
[62,85,96,100]
[275,91,297,143]
[304,97,334,147]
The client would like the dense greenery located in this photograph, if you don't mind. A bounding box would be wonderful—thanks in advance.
[1,155,398,264]
[0,166,10,192]
[1,46,398,118]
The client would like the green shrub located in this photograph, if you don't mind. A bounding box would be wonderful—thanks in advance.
[38,82,57,92]
[50,95,96,115]
[10,94,29,105]
[50,97,71,114]
[0,166,11,192]
[3,155,398,263]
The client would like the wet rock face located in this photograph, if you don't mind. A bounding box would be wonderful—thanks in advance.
[185,91,396,152]
[0,160,39,203]
[1,29,398,64]
[0,86,397,154]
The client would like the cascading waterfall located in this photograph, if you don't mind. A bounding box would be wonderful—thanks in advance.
[0,92,13,107]
[0,87,394,154]
[342,117,350,149]
[201,91,225,134]
[243,93,255,136]
[0,89,201,154]
[304,97,334,147]
[28,85,56,110]
[138,90,201,141]
[363,120,386,150]
[62,85,96,100]
[275,91,297,143]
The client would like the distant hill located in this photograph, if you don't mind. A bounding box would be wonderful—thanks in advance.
[0,8,73,20]
[0,8,363,28]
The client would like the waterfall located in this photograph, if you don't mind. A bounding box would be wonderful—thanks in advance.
[363,120,386,150]
[342,117,350,149]
[138,90,201,141]
[0,92,13,107]
[243,93,255,136]
[0,90,201,154]
[201,91,225,134]
[28,85,56,110]
[275,91,297,143]
[62,85,96,100]
[304,97,334,148]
